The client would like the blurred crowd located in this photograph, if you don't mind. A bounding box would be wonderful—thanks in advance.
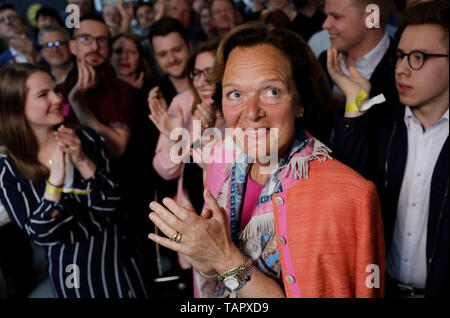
[0,0,448,299]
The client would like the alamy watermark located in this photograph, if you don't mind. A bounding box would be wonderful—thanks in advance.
[366,4,381,29]
[169,120,279,175]
[365,264,380,288]
[65,4,80,29]
[65,264,80,289]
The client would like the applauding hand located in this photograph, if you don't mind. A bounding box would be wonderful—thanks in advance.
[54,125,96,179]
[148,87,184,138]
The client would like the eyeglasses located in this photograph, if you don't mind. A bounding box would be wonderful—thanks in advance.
[0,14,18,25]
[190,67,211,80]
[40,41,68,49]
[394,50,449,70]
[74,34,110,47]
[113,48,139,56]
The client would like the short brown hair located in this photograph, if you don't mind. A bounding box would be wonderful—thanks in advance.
[207,22,331,134]
[0,64,52,181]
[399,0,449,49]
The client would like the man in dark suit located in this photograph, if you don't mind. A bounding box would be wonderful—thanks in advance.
[330,1,449,297]
[317,0,399,144]
[0,3,42,67]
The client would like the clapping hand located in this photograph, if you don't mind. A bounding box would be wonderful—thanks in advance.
[148,87,184,138]
[54,125,88,167]
[47,141,66,187]
[148,189,236,272]
[193,101,216,133]
[129,71,145,89]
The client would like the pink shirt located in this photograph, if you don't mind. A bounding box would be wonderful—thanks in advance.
[240,173,264,231]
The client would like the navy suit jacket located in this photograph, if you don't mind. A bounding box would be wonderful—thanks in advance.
[0,49,15,67]
[331,103,449,298]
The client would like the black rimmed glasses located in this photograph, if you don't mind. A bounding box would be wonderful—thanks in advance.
[189,67,211,81]
[394,50,449,70]
[74,34,110,47]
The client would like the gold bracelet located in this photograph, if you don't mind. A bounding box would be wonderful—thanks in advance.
[45,182,63,194]
[217,258,253,282]
[198,269,219,280]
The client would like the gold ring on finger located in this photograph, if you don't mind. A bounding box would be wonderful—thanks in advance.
[175,232,183,244]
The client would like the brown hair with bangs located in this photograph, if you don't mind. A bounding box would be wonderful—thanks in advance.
[207,22,331,138]
[0,63,53,181]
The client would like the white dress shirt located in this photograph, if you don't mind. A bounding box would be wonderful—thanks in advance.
[386,108,449,288]
[8,46,29,63]
[333,33,391,94]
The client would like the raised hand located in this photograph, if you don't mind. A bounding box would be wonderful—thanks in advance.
[68,59,97,109]
[54,126,85,166]
[148,87,184,138]
[47,141,66,187]
[153,0,166,21]
[54,125,96,179]
[326,48,372,104]
[193,101,216,132]
[117,0,134,31]
[8,33,40,63]
[129,71,145,89]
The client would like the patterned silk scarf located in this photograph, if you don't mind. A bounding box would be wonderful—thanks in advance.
[216,130,332,297]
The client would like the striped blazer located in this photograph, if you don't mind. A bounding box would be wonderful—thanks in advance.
[0,128,148,298]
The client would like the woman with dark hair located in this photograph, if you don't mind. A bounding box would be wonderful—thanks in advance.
[149,39,224,297]
[147,22,385,298]
[110,32,151,89]
[150,39,223,214]
[0,63,148,298]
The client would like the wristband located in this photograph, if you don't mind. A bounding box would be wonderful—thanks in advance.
[345,90,386,113]
[45,182,63,194]
[345,90,368,112]
[345,103,359,112]
[45,181,91,195]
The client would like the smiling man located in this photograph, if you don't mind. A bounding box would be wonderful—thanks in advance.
[38,25,74,84]
[148,17,192,106]
[319,0,399,126]
[330,0,449,298]
[57,14,137,160]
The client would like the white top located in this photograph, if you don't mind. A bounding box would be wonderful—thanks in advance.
[9,46,29,63]
[308,29,331,58]
[333,33,391,94]
[386,107,449,288]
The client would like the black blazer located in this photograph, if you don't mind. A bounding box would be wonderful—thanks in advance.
[318,38,400,118]
[317,38,399,146]
[331,104,449,298]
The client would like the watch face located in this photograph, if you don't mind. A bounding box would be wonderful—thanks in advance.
[224,277,240,290]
